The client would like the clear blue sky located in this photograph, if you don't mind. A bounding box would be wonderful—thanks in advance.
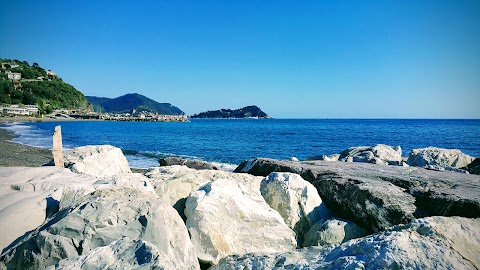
[1,0,479,118]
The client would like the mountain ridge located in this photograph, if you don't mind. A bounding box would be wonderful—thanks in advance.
[86,93,184,115]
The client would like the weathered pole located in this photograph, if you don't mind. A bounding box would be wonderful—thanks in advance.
[52,125,64,167]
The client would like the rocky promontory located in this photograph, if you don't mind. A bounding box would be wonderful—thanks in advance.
[1,144,479,269]
[190,105,270,119]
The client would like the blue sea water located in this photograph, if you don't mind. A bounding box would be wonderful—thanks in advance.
[2,119,480,169]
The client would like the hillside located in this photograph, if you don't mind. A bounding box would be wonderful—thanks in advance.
[190,105,269,119]
[0,58,90,115]
[86,93,184,115]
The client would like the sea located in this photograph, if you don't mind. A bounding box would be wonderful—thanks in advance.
[2,119,480,170]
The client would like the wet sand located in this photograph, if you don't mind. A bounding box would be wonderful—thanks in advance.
[0,127,52,167]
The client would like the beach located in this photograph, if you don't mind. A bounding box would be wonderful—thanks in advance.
[0,127,52,167]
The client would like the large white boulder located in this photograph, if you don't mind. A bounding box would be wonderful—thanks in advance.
[0,188,199,269]
[63,145,131,177]
[407,147,475,169]
[260,172,330,245]
[338,144,402,165]
[185,178,297,265]
[212,216,480,269]
[303,218,368,247]
[145,165,263,218]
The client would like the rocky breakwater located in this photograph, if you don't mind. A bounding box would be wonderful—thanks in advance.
[2,143,480,269]
[213,216,480,269]
[0,146,199,269]
[235,157,480,232]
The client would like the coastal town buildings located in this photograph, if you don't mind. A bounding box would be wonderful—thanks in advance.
[0,104,38,116]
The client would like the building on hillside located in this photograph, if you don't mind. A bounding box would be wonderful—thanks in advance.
[5,71,21,80]
[1,63,19,70]
[46,70,56,76]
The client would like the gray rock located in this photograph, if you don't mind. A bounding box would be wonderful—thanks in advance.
[159,157,219,170]
[407,147,475,169]
[212,216,480,270]
[56,238,178,269]
[235,158,480,232]
[62,145,132,176]
[0,188,199,269]
[466,158,480,175]
[303,218,368,247]
[338,144,402,165]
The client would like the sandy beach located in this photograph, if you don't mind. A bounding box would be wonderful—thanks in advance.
[0,127,52,167]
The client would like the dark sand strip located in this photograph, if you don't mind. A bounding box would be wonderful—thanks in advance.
[0,127,52,167]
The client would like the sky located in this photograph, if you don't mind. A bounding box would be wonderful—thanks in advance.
[1,0,479,118]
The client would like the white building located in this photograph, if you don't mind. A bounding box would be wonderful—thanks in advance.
[1,104,38,116]
[6,71,21,80]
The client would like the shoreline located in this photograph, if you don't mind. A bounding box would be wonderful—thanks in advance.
[0,128,53,167]
[0,124,150,172]
[0,116,104,123]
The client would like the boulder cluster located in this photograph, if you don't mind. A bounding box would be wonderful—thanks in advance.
[0,145,479,269]
[306,144,478,174]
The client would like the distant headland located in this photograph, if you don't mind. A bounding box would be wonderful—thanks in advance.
[190,105,270,119]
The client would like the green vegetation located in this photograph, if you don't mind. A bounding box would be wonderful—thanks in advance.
[86,93,185,115]
[191,105,269,118]
[0,58,90,115]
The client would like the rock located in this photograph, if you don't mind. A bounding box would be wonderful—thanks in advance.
[236,158,417,232]
[466,158,480,175]
[0,188,199,269]
[185,178,297,265]
[235,158,480,231]
[212,216,480,270]
[338,144,402,165]
[407,147,475,169]
[159,157,219,170]
[145,166,263,219]
[303,218,368,247]
[289,157,299,162]
[260,172,331,245]
[425,164,469,174]
[63,145,131,176]
[56,238,180,269]
[306,154,340,162]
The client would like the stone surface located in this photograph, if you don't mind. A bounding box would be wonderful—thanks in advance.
[0,166,157,259]
[159,157,219,170]
[56,238,182,269]
[466,158,480,175]
[63,145,132,176]
[303,218,368,247]
[407,147,475,169]
[338,144,402,165]
[260,172,330,245]
[0,188,199,269]
[235,158,480,231]
[212,216,480,270]
[145,165,263,219]
[185,178,297,265]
